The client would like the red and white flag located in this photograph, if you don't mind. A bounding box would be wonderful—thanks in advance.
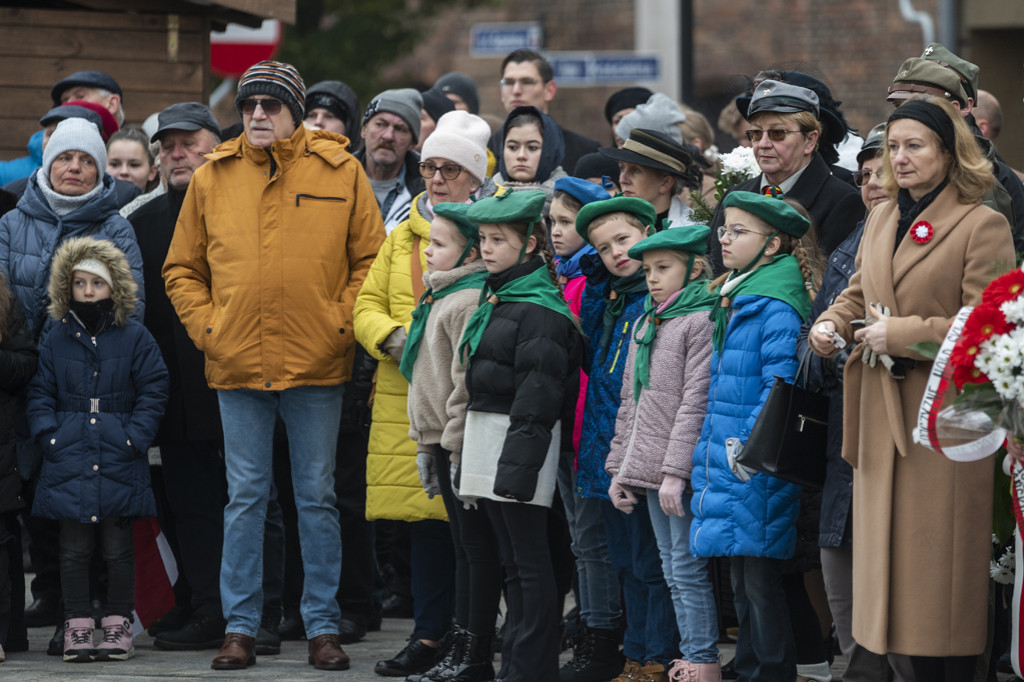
[131,517,178,638]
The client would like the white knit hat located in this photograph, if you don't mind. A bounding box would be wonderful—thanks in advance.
[43,117,107,176]
[420,111,491,184]
[71,257,112,288]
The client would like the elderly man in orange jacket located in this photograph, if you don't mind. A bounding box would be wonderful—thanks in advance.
[163,60,385,672]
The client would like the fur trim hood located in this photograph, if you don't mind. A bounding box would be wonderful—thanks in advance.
[48,236,137,325]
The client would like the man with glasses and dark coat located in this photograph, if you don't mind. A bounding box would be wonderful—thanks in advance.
[162,60,386,672]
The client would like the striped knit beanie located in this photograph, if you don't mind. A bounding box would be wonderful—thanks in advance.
[235,60,306,126]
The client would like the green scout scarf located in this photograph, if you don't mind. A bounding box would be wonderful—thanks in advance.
[632,278,717,400]
[458,263,576,365]
[709,254,811,354]
[599,269,650,356]
[400,270,489,382]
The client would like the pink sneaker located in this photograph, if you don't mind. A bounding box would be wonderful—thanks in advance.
[63,617,96,662]
[95,615,134,661]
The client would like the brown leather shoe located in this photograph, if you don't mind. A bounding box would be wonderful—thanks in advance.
[211,633,255,670]
[308,633,350,670]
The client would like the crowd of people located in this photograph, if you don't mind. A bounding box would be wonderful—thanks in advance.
[0,40,1019,682]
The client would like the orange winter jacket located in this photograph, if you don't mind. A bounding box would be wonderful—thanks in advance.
[162,125,385,390]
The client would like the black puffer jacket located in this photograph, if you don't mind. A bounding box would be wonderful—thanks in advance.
[0,293,37,514]
[465,258,583,501]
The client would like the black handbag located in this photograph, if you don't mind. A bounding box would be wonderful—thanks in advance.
[735,350,828,489]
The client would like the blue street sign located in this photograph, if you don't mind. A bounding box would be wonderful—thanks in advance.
[547,52,660,86]
[470,22,542,57]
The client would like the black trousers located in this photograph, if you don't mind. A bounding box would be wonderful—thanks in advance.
[482,499,558,682]
[887,653,977,682]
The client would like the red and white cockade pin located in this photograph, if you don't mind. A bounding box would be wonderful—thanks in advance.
[911,220,933,244]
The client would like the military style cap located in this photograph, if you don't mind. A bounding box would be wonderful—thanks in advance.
[921,42,979,101]
[433,202,480,242]
[856,122,887,165]
[467,189,546,226]
[722,191,809,239]
[627,224,710,260]
[887,57,968,107]
[575,196,657,243]
[745,80,819,120]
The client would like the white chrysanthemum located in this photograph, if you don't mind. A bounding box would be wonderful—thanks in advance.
[718,147,759,178]
[1002,297,1024,325]
[991,545,1016,584]
[977,328,1024,402]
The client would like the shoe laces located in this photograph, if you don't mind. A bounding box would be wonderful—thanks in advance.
[102,620,127,644]
[668,659,696,682]
[68,625,94,646]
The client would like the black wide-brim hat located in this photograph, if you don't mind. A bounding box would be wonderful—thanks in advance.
[600,128,702,176]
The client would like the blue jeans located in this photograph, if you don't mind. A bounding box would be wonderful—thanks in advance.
[730,556,796,682]
[646,489,719,664]
[602,497,679,664]
[555,462,621,631]
[218,385,343,638]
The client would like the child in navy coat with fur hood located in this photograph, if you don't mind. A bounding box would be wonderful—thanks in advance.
[27,236,168,664]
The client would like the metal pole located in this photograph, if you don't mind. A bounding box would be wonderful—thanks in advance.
[680,0,693,103]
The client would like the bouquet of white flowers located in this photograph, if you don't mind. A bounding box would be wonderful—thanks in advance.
[688,146,759,224]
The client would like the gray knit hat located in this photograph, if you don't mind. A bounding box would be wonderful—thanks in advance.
[615,93,686,144]
[235,60,306,125]
[43,117,107,177]
[434,72,480,114]
[363,88,423,143]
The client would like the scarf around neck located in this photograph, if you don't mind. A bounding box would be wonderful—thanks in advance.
[600,269,649,355]
[555,244,597,282]
[632,278,716,399]
[399,266,489,382]
[709,254,811,353]
[458,259,576,365]
[36,167,105,217]
[894,180,948,254]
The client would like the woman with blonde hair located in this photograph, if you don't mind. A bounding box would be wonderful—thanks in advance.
[810,95,1014,682]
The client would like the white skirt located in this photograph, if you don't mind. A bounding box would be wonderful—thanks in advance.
[459,411,560,507]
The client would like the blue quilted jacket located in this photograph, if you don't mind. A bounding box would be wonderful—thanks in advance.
[689,294,803,559]
[575,261,648,500]
[0,171,144,341]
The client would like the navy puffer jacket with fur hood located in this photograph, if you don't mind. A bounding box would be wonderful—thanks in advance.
[28,237,167,523]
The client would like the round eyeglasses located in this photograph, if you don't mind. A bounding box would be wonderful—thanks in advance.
[419,162,464,181]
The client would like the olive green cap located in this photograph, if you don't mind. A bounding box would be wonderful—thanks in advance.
[888,57,968,107]
[722,191,809,239]
[433,202,480,242]
[921,42,979,101]
[627,224,710,260]
[575,196,657,244]
[466,189,546,226]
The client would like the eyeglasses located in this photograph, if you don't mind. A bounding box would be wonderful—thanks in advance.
[853,168,876,187]
[238,98,283,116]
[418,162,464,181]
[745,128,803,143]
[717,224,771,241]
[499,77,541,89]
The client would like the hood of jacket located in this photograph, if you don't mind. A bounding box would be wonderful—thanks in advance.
[306,80,362,150]
[47,236,137,325]
[498,106,565,184]
[19,171,122,230]
[205,123,356,172]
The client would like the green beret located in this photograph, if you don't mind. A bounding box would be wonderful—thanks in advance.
[574,196,657,244]
[722,191,809,239]
[432,202,479,242]
[921,42,979,101]
[466,189,546,226]
[627,224,710,260]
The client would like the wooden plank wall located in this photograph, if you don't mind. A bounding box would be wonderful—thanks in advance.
[0,7,210,160]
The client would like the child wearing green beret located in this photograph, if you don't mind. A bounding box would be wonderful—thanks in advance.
[458,190,583,682]
[575,196,679,680]
[689,190,823,682]
[400,201,498,679]
[603,225,721,680]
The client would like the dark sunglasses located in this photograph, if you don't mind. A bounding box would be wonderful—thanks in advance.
[853,169,875,187]
[418,162,463,181]
[745,128,802,143]
[238,98,284,116]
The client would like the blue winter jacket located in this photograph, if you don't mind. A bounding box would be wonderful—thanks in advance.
[689,294,803,559]
[575,257,648,499]
[0,172,144,341]
[28,311,167,523]
[0,130,43,186]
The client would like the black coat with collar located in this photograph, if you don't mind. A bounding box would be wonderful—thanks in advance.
[707,151,863,276]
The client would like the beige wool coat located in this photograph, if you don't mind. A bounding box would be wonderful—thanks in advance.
[814,185,1014,657]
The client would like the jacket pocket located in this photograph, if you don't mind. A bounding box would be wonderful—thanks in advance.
[202,306,223,358]
[296,194,347,206]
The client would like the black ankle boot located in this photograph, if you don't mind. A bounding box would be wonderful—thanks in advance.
[449,631,494,682]
[558,626,622,682]
[408,626,465,681]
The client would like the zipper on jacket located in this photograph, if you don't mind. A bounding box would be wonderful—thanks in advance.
[608,320,631,374]
[694,350,724,548]
[267,149,278,180]
[296,194,347,206]
[620,391,643,478]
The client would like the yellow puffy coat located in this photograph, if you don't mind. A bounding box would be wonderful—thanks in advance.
[354,193,447,522]
[163,124,385,391]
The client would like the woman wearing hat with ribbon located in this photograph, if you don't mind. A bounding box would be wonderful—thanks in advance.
[810,96,1013,681]
[690,190,822,682]
[603,225,721,681]
[707,80,861,276]
[458,189,583,682]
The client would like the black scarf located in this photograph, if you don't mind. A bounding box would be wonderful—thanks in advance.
[70,298,115,336]
[894,180,947,254]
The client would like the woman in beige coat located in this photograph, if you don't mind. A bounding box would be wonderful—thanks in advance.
[811,96,1015,681]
